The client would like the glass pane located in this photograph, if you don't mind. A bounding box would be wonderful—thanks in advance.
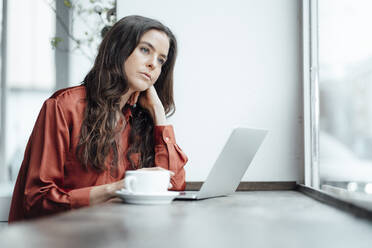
[319,0,372,193]
[7,0,55,89]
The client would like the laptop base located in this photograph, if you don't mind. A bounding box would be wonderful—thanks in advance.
[175,191,199,200]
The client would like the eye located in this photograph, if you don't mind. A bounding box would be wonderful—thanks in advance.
[158,58,166,65]
[140,47,150,54]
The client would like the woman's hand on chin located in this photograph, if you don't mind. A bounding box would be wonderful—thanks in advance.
[129,86,167,125]
[138,86,163,110]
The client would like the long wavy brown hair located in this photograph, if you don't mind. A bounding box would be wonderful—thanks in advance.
[76,15,177,174]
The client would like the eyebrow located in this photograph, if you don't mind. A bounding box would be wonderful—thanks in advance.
[139,41,168,60]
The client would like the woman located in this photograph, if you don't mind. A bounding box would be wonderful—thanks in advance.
[8,15,188,222]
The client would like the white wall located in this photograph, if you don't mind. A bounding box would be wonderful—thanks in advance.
[118,0,303,182]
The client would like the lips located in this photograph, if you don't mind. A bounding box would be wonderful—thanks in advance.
[139,72,151,80]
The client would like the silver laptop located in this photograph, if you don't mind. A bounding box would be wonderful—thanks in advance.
[175,127,268,200]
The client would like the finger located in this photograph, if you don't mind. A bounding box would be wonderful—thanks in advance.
[115,180,125,190]
[133,91,140,104]
[107,198,122,203]
[128,94,134,105]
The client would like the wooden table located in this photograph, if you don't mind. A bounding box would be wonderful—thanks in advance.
[1,191,372,248]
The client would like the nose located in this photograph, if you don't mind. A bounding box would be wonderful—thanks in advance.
[146,56,157,70]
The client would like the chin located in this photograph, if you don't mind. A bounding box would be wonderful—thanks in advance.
[129,80,150,92]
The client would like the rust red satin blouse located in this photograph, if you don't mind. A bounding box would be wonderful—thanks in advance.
[8,86,188,223]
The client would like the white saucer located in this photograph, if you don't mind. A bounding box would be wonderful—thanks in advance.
[115,190,180,205]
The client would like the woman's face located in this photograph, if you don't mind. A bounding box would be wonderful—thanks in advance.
[124,29,170,92]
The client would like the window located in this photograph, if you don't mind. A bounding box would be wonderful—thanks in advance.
[305,0,372,199]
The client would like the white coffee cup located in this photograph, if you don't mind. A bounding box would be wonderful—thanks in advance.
[124,170,171,194]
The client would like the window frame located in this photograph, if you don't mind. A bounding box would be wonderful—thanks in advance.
[302,0,320,189]
[0,0,7,183]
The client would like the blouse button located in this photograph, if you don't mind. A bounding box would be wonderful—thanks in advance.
[165,137,170,142]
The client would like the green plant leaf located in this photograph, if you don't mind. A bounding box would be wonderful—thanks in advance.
[51,37,63,49]
[63,0,72,8]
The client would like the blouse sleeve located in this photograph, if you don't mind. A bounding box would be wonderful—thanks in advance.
[154,125,188,191]
[22,98,91,218]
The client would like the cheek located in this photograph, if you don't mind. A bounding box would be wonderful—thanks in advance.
[124,59,133,75]
[124,53,139,75]
[152,69,162,83]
